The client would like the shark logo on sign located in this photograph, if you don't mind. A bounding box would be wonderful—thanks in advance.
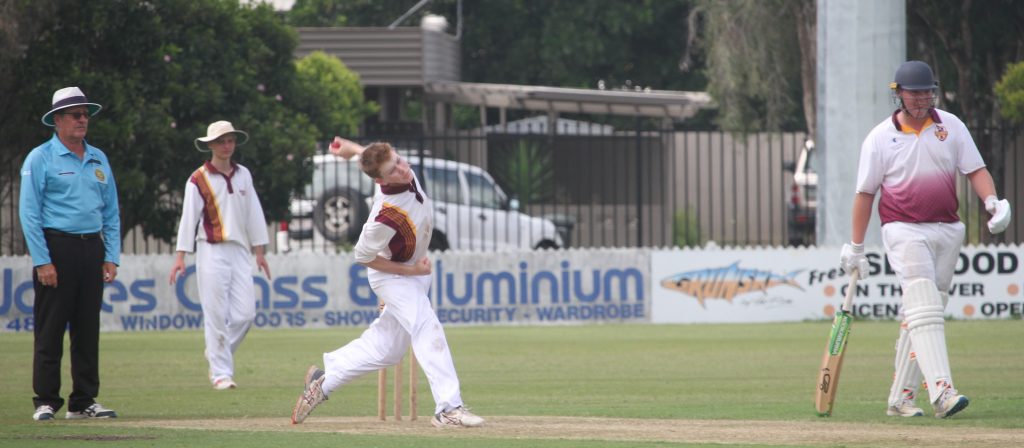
[660,262,804,308]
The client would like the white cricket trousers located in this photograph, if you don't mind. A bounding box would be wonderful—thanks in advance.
[322,274,464,414]
[196,241,256,384]
[881,221,964,291]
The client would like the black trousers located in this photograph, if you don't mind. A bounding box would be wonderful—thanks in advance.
[32,233,104,412]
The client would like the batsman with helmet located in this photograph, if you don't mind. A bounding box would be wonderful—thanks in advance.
[840,60,1011,419]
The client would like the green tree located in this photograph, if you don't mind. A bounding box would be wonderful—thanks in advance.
[457,1,705,92]
[687,0,815,134]
[908,0,1024,128]
[0,0,58,185]
[294,51,379,136]
[995,62,1024,124]
[0,0,373,242]
[493,140,555,209]
[673,207,704,248]
[907,0,1024,205]
[287,0,406,27]
[288,1,707,92]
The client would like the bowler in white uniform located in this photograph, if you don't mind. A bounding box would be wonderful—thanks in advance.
[291,139,484,428]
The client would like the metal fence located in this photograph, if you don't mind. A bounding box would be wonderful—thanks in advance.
[2,124,1021,256]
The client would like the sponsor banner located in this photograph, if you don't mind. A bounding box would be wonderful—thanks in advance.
[0,254,340,334]
[430,249,648,326]
[1,249,649,333]
[651,245,1023,323]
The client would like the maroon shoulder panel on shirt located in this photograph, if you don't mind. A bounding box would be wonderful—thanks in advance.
[374,205,416,262]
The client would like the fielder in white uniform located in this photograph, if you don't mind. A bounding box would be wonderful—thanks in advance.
[168,121,271,391]
[291,139,484,428]
[841,61,1011,419]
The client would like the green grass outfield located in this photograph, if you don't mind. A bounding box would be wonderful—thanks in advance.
[1,321,1022,447]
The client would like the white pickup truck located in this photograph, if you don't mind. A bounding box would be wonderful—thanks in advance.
[289,152,563,251]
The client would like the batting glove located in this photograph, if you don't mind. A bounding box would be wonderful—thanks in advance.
[839,243,869,279]
[985,195,1012,234]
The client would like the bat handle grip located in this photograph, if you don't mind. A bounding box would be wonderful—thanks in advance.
[840,268,858,313]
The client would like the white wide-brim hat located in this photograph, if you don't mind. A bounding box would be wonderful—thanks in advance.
[41,87,102,126]
[194,120,250,151]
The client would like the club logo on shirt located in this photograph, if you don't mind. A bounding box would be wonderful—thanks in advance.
[94,169,106,182]
[240,189,247,196]
[935,124,948,141]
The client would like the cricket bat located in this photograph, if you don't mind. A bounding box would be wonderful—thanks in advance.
[814,270,859,417]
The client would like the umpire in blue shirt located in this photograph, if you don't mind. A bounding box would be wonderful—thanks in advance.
[19,86,121,421]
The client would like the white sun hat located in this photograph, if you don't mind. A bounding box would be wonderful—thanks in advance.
[41,87,102,126]
[194,120,250,151]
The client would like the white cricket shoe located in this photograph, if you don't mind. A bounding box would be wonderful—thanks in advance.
[33,405,55,421]
[303,365,324,391]
[213,377,237,390]
[431,406,485,428]
[887,389,924,417]
[933,385,969,419]
[291,366,327,424]
[66,403,117,419]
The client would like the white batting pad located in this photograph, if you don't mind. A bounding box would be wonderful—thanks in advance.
[888,325,922,407]
[903,278,953,404]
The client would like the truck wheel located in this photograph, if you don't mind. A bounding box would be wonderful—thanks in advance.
[314,187,367,243]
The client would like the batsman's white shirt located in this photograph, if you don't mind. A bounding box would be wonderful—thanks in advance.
[323,172,466,414]
[856,109,985,225]
[174,161,268,384]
